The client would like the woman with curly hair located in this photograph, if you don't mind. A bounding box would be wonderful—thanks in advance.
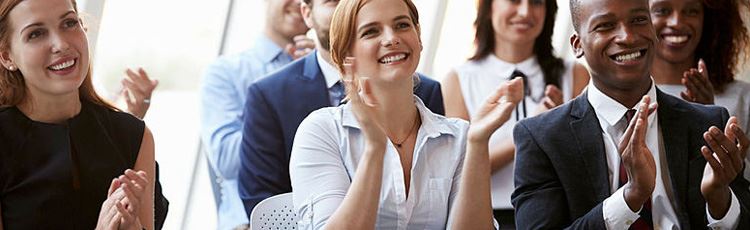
[649,0,750,179]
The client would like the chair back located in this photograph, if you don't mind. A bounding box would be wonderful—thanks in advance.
[250,193,298,230]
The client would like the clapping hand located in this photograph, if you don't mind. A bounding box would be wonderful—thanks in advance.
[121,68,158,119]
[618,96,658,211]
[95,170,150,230]
[681,59,714,105]
[700,117,749,218]
[534,85,564,115]
[285,35,316,60]
[467,77,524,142]
[342,57,388,150]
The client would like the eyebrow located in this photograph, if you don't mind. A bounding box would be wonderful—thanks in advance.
[20,10,76,34]
[356,15,411,34]
[588,7,650,23]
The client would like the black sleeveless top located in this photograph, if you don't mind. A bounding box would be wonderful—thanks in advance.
[0,101,149,229]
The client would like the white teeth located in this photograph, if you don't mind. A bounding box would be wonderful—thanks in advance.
[664,35,688,43]
[49,59,75,70]
[615,51,642,62]
[379,53,407,64]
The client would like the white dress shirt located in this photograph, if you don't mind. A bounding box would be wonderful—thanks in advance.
[290,97,473,230]
[587,80,740,229]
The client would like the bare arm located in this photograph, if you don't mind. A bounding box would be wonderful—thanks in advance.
[450,78,524,229]
[442,70,470,121]
[133,126,155,230]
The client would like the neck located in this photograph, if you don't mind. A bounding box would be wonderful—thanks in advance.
[18,92,82,124]
[494,37,535,63]
[652,56,695,85]
[370,79,420,139]
[592,77,652,109]
[318,48,334,66]
[264,27,292,50]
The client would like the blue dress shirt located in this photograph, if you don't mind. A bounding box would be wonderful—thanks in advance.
[200,35,293,230]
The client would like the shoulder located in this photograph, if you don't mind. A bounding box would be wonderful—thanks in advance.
[298,106,342,132]
[660,91,727,125]
[720,80,750,97]
[87,102,145,138]
[416,73,440,88]
[518,98,577,132]
[254,57,307,87]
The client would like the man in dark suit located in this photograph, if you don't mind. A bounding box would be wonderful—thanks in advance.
[512,0,750,229]
[237,0,445,219]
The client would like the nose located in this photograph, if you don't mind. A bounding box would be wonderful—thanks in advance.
[381,29,401,48]
[518,1,530,17]
[613,24,639,46]
[50,33,70,54]
[666,11,681,27]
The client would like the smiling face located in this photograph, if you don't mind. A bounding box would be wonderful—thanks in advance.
[492,0,546,46]
[302,0,339,51]
[0,0,89,99]
[571,0,656,91]
[268,0,310,39]
[649,0,703,65]
[348,0,421,84]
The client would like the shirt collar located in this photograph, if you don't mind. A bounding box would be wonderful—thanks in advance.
[341,96,457,138]
[254,35,289,64]
[587,78,658,127]
[316,51,341,88]
[486,55,541,79]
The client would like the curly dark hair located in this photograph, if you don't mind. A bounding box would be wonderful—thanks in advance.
[471,0,565,88]
[695,0,749,92]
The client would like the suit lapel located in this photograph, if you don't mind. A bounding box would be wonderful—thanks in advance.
[298,51,331,110]
[656,89,691,226]
[569,93,612,201]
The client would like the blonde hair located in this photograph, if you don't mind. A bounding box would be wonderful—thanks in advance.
[329,0,421,74]
[0,0,116,110]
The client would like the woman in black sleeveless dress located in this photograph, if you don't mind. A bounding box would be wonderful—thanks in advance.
[0,0,160,229]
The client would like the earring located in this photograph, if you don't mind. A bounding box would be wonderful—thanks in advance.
[7,66,15,71]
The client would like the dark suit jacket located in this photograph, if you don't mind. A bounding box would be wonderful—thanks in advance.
[237,51,445,217]
[512,89,750,229]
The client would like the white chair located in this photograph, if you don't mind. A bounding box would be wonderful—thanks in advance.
[250,193,298,230]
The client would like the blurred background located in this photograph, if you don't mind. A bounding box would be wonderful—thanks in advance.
[74,0,750,229]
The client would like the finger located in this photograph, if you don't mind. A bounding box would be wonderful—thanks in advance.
[710,126,741,167]
[680,91,692,101]
[115,200,135,222]
[688,69,712,102]
[704,129,736,173]
[124,169,148,191]
[107,178,119,196]
[122,80,147,101]
[702,146,723,173]
[358,78,378,107]
[108,211,121,230]
[631,102,649,148]
[682,73,699,101]
[118,174,142,195]
[486,100,517,130]
[119,184,141,212]
[731,123,750,160]
[725,117,739,144]
[507,78,524,103]
[484,81,509,106]
[545,85,563,105]
[542,97,556,109]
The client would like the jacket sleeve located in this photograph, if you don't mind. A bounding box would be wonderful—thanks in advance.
[238,83,290,218]
[512,121,606,229]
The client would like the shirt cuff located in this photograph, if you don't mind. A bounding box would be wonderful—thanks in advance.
[706,188,741,230]
[603,187,641,230]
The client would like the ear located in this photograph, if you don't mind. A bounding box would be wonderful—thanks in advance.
[300,1,314,28]
[0,49,16,70]
[570,33,584,58]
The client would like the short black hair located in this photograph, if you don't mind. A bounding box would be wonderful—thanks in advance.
[569,0,582,32]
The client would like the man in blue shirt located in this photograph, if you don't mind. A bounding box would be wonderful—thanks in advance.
[200,0,314,229]
[238,0,445,220]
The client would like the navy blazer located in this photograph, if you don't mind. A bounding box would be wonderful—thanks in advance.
[237,52,445,217]
[512,89,750,229]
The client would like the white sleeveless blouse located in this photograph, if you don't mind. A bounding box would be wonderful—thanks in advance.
[453,55,575,209]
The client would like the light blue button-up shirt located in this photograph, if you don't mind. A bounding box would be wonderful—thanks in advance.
[200,35,293,230]
[290,96,477,229]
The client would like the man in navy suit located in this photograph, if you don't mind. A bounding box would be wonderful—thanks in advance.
[237,0,445,219]
[512,0,750,229]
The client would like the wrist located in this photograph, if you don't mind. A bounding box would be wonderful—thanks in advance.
[623,185,650,212]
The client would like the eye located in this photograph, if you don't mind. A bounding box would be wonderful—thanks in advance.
[632,16,649,24]
[685,7,701,16]
[530,0,544,5]
[361,28,378,38]
[27,29,45,40]
[63,18,80,28]
[593,22,615,32]
[652,7,670,16]
[396,22,411,30]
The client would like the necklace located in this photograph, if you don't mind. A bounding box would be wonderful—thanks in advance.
[391,112,420,148]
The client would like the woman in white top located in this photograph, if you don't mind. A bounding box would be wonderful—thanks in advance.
[648,0,750,180]
[441,0,589,225]
[289,0,525,229]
